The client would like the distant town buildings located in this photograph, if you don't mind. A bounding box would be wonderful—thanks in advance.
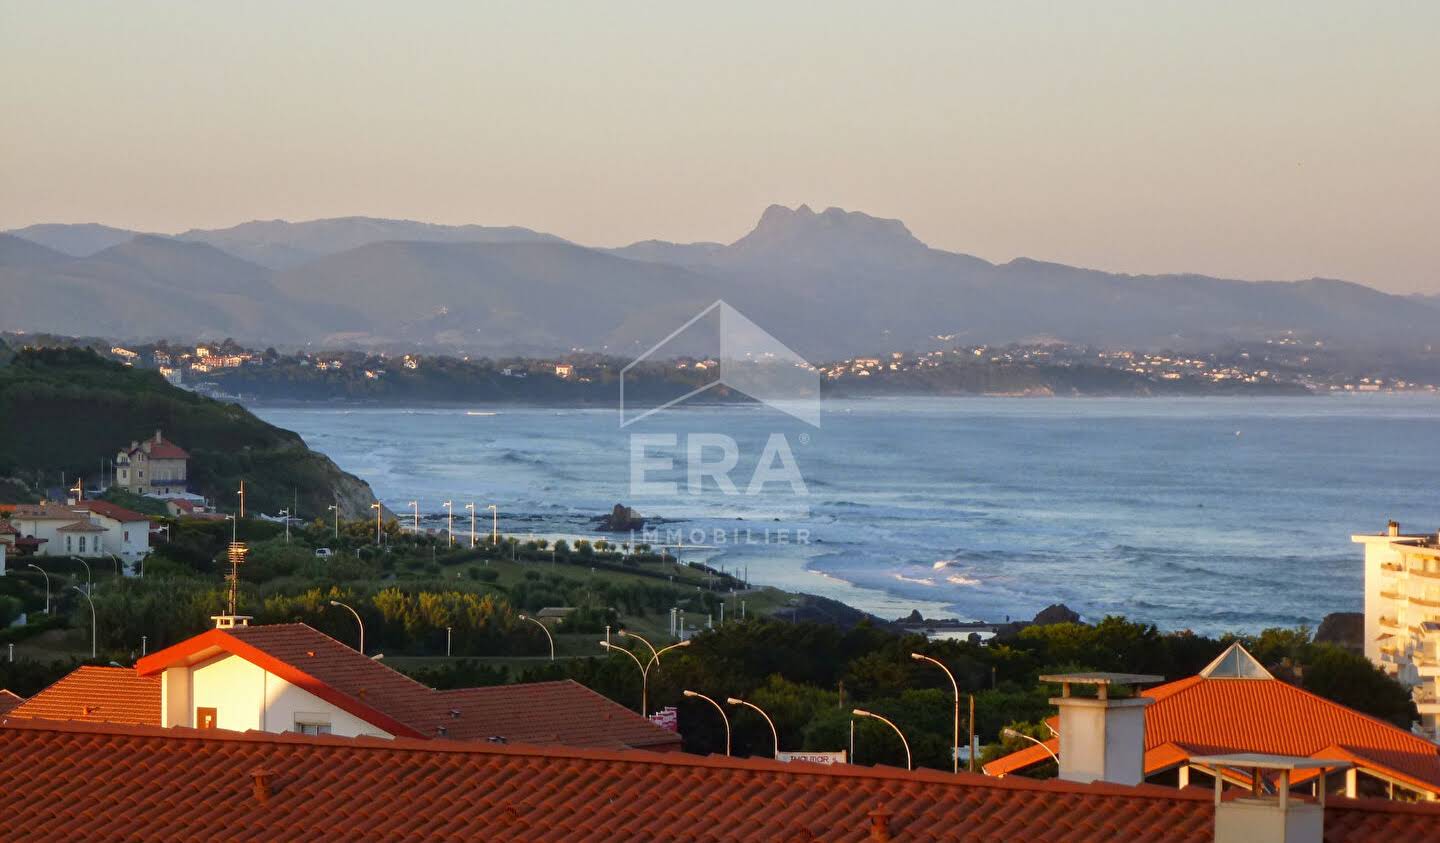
[1354,521,1440,741]
[115,430,189,497]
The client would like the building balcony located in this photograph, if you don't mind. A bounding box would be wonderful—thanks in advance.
[1382,562,1405,573]
[1381,590,1404,601]
[1409,567,1440,580]
[1379,616,1401,629]
[1412,595,1440,609]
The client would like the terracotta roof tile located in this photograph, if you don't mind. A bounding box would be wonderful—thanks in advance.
[76,500,150,523]
[3,720,1437,841]
[6,667,159,725]
[0,690,25,716]
[429,681,680,748]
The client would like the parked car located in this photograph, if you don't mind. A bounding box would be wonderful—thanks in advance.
[314,548,333,558]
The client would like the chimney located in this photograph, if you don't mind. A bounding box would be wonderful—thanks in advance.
[155,429,163,444]
[1196,754,1347,843]
[1040,672,1162,786]
[1387,520,1401,537]
[249,768,273,805]
[867,806,893,842]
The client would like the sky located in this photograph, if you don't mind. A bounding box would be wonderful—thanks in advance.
[2,2,1437,293]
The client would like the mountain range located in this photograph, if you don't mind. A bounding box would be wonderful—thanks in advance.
[4,207,1437,358]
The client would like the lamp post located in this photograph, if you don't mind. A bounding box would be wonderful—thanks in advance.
[107,553,123,578]
[27,563,51,614]
[446,626,452,658]
[73,556,92,595]
[912,652,963,773]
[279,509,291,544]
[518,614,555,661]
[464,503,476,548]
[1001,727,1060,764]
[371,502,382,545]
[327,503,339,540]
[329,599,364,654]
[487,504,497,545]
[619,629,689,674]
[409,501,420,534]
[683,690,731,756]
[443,501,454,547]
[854,709,911,770]
[72,585,96,659]
[726,697,779,759]
[599,640,646,714]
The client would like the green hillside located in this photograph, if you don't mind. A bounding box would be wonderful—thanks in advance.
[0,343,379,516]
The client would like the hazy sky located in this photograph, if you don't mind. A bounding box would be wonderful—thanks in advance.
[3,2,1437,292]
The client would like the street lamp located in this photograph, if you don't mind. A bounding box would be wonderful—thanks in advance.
[619,629,690,674]
[370,502,382,544]
[443,501,454,547]
[683,690,731,756]
[518,614,555,661]
[329,600,365,654]
[464,502,476,548]
[107,553,123,578]
[279,509,291,544]
[409,501,420,534]
[327,503,339,539]
[726,696,779,759]
[72,585,96,659]
[854,709,911,770]
[27,563,51,614]
[487,504,497,545]
[72,556,92,595]
[912,652,965,773]
[606,632,690,716]
[599,639,650,714]
[1001,727,1060,764]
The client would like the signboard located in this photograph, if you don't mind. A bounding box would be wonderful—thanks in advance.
[648,706,679,732]
[777,750,847,766]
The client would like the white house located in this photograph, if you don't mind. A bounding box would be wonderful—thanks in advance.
[73,501,152,564]
[11,620,683,751]
[9,501,150,566]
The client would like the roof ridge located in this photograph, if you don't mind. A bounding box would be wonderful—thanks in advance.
[0,718,1215,801]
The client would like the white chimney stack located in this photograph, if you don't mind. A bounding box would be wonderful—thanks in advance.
[1040,672,1162,786]
[1194,754,1348,843]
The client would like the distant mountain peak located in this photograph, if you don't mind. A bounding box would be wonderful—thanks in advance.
[733,203,928,258]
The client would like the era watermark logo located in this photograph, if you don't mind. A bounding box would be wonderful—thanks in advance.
[621,301,820,497]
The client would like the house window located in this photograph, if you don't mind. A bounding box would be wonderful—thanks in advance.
[66,535,72,552]
[123,530,130,542]
[293,717,332,735]
[78,536,86,553]
[196,707,218,729]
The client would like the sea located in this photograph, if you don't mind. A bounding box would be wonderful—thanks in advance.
[251,396,1440,636]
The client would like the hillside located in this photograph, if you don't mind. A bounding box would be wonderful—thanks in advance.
[6,206,1439,355]
[0,344,380,517]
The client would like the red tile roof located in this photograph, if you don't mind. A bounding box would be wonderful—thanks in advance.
[430,681,681,748]
[5,666,159,726]
[76,500,150,523]
[0,690,25,716]
[56,520,105,533]
[985,675,1440,794]
[2,719,1437,842]
[134,624,679,749]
